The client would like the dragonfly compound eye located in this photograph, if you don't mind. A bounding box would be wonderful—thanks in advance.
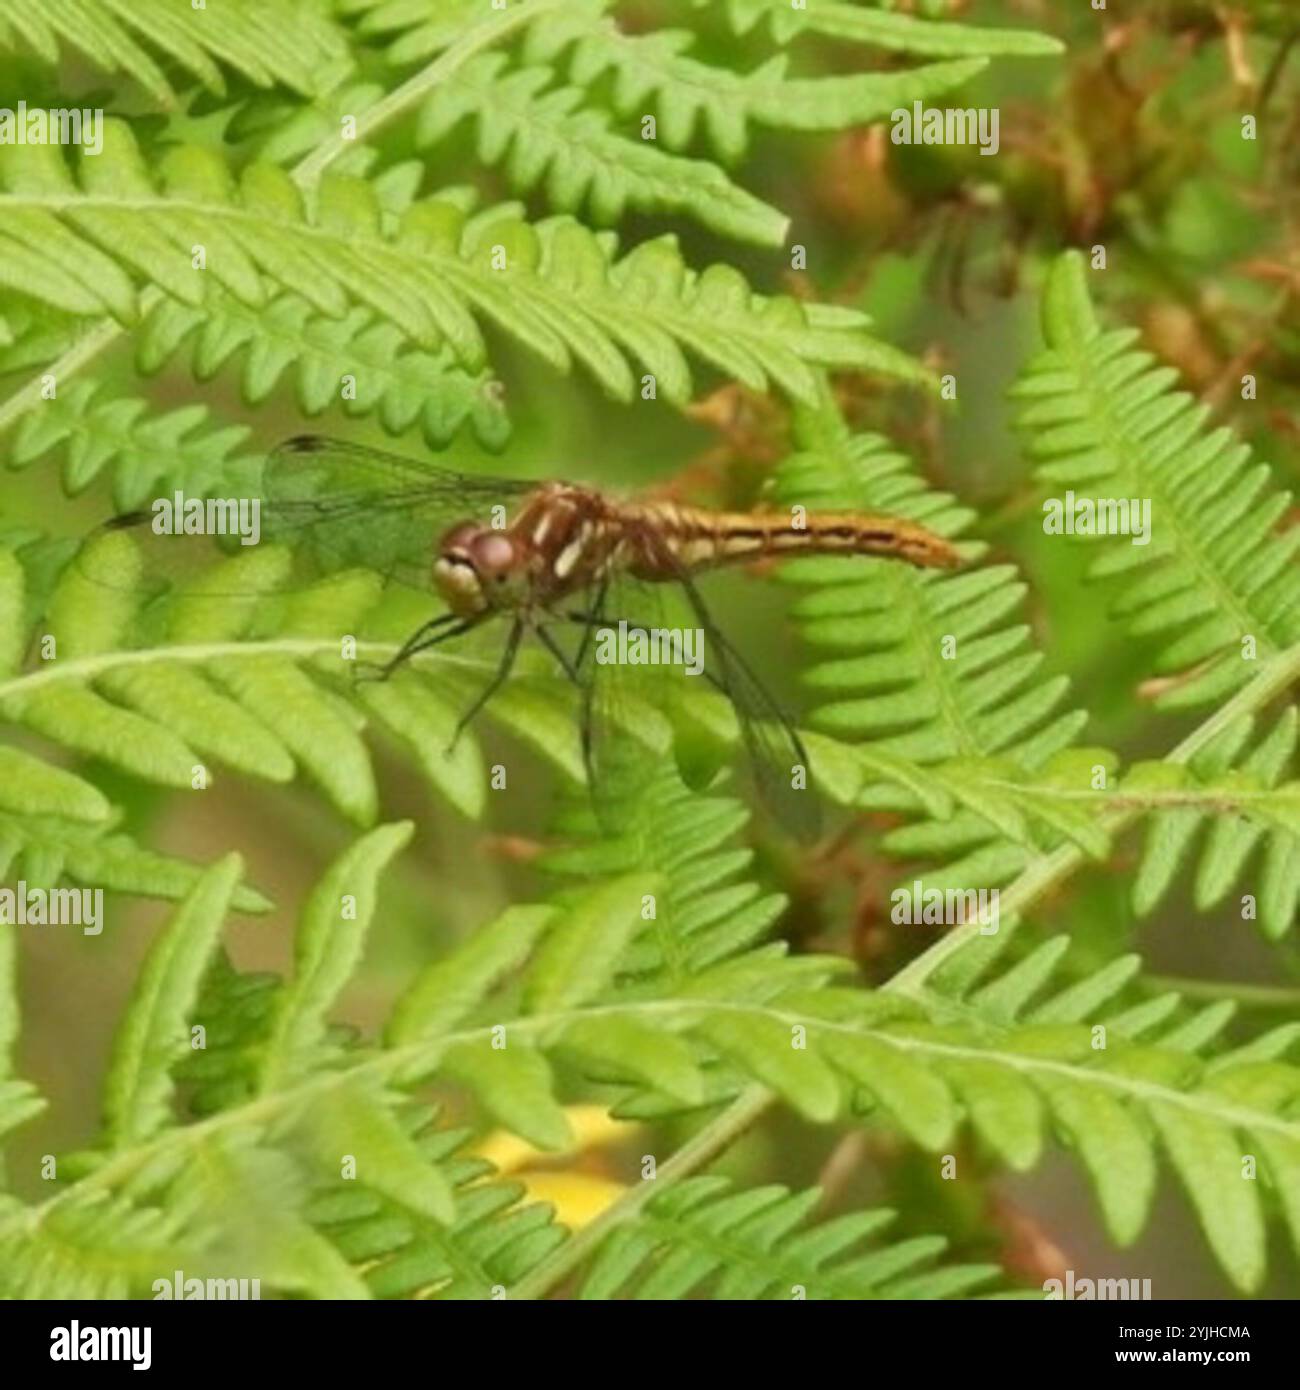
[472,533,517,577]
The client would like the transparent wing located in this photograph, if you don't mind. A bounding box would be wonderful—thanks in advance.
[558,552,819,840]
[670,562,821,841]
[74,435,539,598]
[557,567,677,837]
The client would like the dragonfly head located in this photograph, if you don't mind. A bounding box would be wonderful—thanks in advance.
[434,522,527,616]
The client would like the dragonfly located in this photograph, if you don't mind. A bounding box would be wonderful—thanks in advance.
[79,435,961,834]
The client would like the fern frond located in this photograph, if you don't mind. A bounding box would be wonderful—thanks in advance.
[397,898,1300,1291]
[580,1177,1007,1300]
[1132,710,1300,940]
[537,771,791,986]
[7,808,1299,1296]
[697,0,1064,56]
[137,293,512,453]
[5,379,262,509]
[0,533,534,825]
[0,1189,186,1298]
[518,6,991,162]
[415,52,791,245]
[103,855,244,1149]
[1011,251,1300,711]
[259,823,414,1091]
[0,0,351,104]
[0,541,272,910]
[0,301,87,376]
[777,403,1082,765]
[307,1112,570,1298]
[0,122,922,405]
[771,390,1089,898]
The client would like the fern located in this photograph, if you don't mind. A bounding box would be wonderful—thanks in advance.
[414,51,795,246]
[424,43,992,205]
[5,787,1300,1297]
[136,293,512,454]
[579,1176,1008,1300]
[0,0,351,104]
[1131,711,1300,940]
[1011,252,1300,713]
[696,0,1066,56]
[520,4,992,161]
[5,379,262,508]
[4,0,1297,1308]
[0,122,922,405]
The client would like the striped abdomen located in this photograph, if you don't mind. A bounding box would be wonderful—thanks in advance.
[620,502,961,575]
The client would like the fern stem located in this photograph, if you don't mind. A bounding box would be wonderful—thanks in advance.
[293,0,569,187]
[0,639,493,703]
[1145,976,1300,1009]
[886,638,1300,996]
[510,1085,774,1301]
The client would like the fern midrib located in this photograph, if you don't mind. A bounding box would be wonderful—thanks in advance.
[1063,336,1282,656]
[295,0,569,186]
[8,994,1298,1253]
[894,567,986,758]
[1,189,835,380]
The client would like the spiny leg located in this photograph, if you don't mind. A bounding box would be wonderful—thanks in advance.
[357,612,472,682]
[448,616,524,752]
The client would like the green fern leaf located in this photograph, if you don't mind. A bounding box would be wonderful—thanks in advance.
[103,855,244,1148]
[700,0,1064,56]
[6,378,261,508]
[136,293,512,452]
[0,122,923,403]
[0,0,350,103]
[259,822,414,1090]
[1011,251,1300,710]
[1131,711,1300,938]
[416,53,790,245]
[581,1177,1006,1300]
[516,11,993,160]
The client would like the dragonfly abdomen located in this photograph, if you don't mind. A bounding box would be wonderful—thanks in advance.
[629,504,960,574]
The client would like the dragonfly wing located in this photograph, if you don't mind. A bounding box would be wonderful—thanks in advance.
[73,435,537,598]
[563,569,678,835]
[670,564,822,841]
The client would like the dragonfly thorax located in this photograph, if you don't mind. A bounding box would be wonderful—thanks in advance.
[433,521,530,616]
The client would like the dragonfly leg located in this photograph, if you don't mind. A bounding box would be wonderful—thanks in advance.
[535,625,580,685]
[357,613,471,682]
[447,617,524,752]
[570,575,609,669]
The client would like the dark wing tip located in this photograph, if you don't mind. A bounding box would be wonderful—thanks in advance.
[278,434,329,454]
[100,509,152,532]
